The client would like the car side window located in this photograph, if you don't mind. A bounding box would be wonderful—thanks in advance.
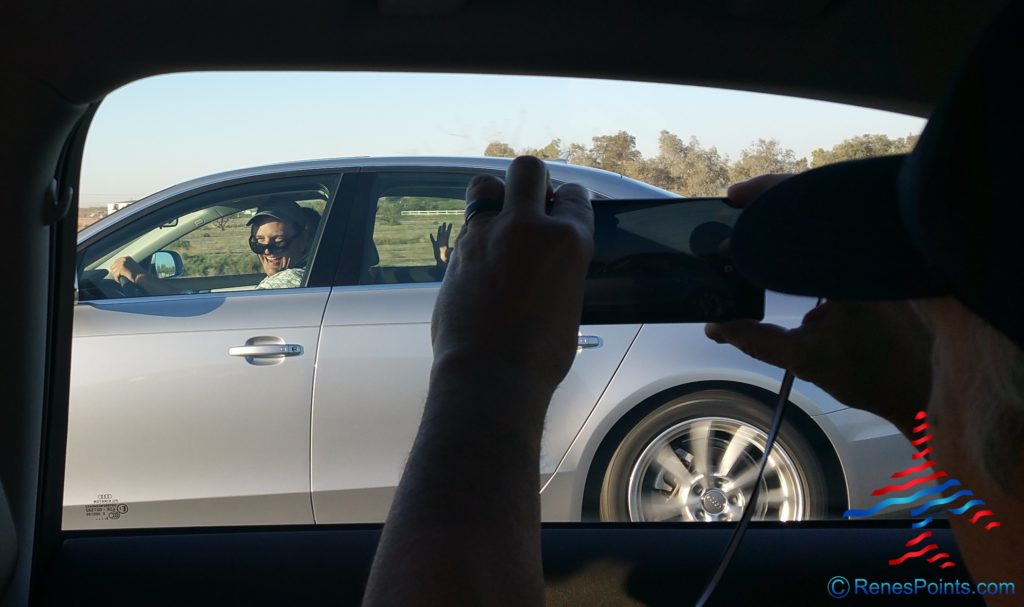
[364,171,483,285]
[77,175,337,300]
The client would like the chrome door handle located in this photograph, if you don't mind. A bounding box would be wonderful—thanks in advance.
[229,344,304,358]
[577,335,603,349]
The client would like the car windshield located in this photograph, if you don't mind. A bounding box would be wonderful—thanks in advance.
[68,71,928,532]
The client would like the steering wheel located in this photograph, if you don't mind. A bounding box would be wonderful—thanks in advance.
[79,269,146,300]
[118,275,146,298]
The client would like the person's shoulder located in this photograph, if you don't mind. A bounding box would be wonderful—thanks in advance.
[256,268,306,290]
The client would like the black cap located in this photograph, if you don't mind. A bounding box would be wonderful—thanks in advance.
[246,196,307,230]
[731,2,1023,350]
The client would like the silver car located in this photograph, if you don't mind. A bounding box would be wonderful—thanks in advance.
[66,156,913,530]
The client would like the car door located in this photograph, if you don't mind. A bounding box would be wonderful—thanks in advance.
[64,171,347,530]
[309,167,641,523]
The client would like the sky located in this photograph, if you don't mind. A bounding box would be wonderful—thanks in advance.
[80,72,927,206]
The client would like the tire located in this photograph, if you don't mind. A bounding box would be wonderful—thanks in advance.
[598,389,828,523]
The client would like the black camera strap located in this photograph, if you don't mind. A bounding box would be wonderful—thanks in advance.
[694,296,822,607]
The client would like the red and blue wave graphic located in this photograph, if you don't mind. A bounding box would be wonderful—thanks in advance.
[843,410,1002,569]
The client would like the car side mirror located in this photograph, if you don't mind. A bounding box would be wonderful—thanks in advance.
[150,250,184,279]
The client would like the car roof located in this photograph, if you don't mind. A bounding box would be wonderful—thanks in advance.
[0,1,1009,116]
[76,156,678,241]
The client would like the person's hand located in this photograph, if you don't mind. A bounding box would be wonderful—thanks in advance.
[430,156,594,407]
[705,175,933,436]
[109,256,146,284]
[707,300,932,435]
[429,222,453,264]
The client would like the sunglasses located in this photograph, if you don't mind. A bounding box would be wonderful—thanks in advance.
[249,236,293,256]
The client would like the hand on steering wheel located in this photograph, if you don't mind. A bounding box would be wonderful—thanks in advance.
[109,256,148,297]
[117,275,146,298]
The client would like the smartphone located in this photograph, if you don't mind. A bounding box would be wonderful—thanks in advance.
[582,197,765,324]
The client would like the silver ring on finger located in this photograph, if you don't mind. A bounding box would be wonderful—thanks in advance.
[464,198,503,223]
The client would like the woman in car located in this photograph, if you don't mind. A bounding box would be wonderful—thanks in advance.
[246,198,315,290]
[109,197,316,293]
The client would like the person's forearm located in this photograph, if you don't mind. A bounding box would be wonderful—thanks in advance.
[134,273,181,296]
[364,159,592,607]
[363,354,554,607]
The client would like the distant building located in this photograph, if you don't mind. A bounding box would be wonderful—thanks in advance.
[77,215,104,231]
[107,201,133,215]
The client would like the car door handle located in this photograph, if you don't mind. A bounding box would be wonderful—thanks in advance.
[228,344,304,358]
[577,335,603,349]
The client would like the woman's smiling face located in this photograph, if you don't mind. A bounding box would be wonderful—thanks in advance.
[251,219,308,276]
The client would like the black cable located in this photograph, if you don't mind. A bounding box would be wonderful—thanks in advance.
[694,296,823,607]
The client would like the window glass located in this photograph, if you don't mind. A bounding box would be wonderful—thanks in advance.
[366,172,475,284]
[75,72,927,530]
[78,176,334,300]
[365,170,600,285]
[374,196,463,267]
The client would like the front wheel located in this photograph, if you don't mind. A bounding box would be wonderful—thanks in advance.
[599,390,828,523]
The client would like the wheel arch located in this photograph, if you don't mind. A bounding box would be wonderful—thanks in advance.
[579,380,849,520]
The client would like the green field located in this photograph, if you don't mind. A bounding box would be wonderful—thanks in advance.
[373,213,463,266]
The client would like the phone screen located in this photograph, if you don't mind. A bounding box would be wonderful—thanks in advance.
[582,197,765,324]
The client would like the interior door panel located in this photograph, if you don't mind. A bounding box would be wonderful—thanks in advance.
[41,524,981,606]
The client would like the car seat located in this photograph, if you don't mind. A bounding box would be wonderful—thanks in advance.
[360,238,382,285]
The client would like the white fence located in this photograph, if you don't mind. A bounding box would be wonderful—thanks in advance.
[400,210,463,216]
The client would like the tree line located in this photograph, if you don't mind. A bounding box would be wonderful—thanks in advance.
[483,131,919,197]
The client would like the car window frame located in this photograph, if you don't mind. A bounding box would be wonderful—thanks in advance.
[364,169,488,283]
[76,170,349,300]
[46,145,967,606]
[336,166,597,288]
[335,168,492,288]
